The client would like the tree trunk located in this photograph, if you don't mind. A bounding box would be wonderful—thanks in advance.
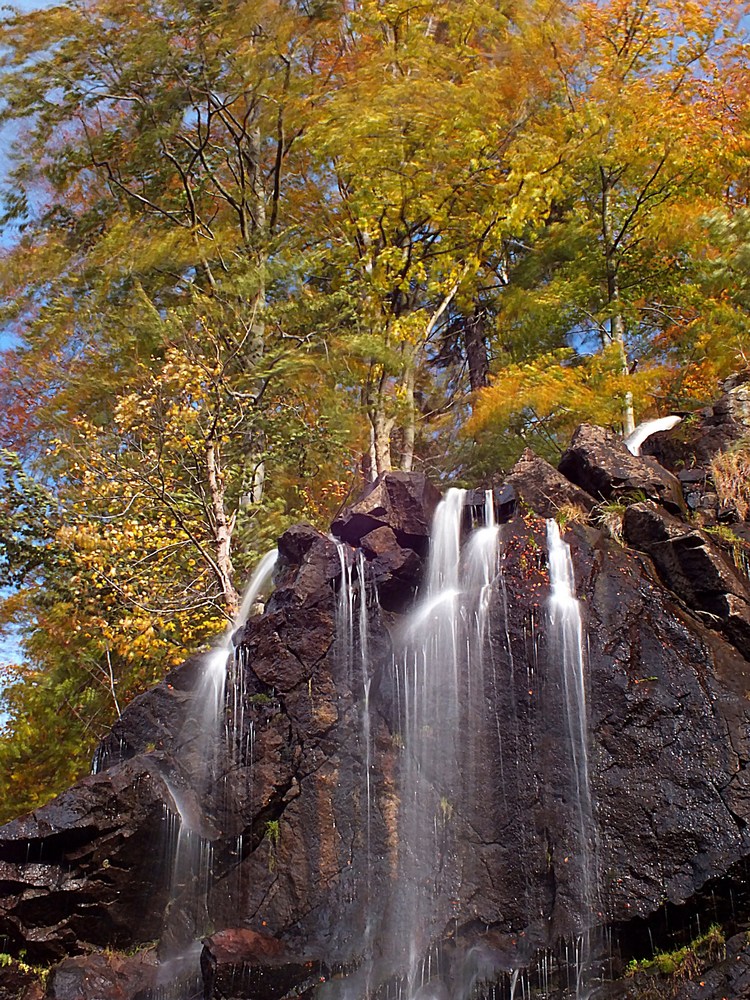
[372,408,394,475]
[400,359,416,473]
[205,440,239,617]
[465,307,489,391]
[601,169,636,435]
[368,369,395,475]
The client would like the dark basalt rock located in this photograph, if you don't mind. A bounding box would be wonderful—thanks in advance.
[2,455,750,997]
[0,758,174,962]
[559,423,685,513]
[358,524,423,610]
[268,525,341,613]
[623,501,750,658]
[506,448,596,517]
[464,452,595,525]
[201,928,326,1000]
[93,652,206,771]
[331,471,441,553]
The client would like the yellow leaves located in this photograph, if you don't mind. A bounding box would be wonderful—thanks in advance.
[468,347,668,437]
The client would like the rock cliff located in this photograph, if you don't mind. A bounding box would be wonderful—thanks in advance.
[2,429,750,1000]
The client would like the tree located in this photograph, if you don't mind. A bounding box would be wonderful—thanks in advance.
[300,0,567,476]
[468,0,747,457]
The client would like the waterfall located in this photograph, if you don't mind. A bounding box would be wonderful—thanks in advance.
[334,541,375,971]
[201,546,279,736]
[546,520,597,999]
[389,488,508,992]
[623,414,682,455]
[159,548,278,952]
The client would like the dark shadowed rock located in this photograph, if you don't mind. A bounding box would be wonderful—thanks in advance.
[559,424,685,512]
[0,759,174,962]
[623,501,750,658]
[267,525,341,613]
[331,471,441,552]
[94,653,207,771]
[235,607,334,693]
[358,524,423,610]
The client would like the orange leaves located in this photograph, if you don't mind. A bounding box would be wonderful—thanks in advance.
[468,347,670,439]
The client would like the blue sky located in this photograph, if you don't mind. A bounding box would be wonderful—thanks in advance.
[0,1,60,704]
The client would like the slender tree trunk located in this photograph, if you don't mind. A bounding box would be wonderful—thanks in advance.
[400,359,416,472]
[244,121,268,504]
[205,440,239,617]
[372,409,395,474]
[601,169,636,435]
[369,370,395,475]
[465,306,489,391]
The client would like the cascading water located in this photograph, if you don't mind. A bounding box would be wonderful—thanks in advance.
[623,415,682,455]
[158,548,278,957]
[386,488,510,995]
[347,494,601,1000]
[159,491,600,1000]
[545,520,598,999]
[335,542,375,964]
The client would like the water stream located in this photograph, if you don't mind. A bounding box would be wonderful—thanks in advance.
[545,520,598,999]
[151,495,601,999]
[159,548,278,953]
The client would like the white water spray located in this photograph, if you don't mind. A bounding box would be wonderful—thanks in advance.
[624,415,682,456]
[160,548,278,951]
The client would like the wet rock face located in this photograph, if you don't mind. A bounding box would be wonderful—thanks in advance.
[559,423,685,513]
[1,431,750,997]
[623,502,750,658]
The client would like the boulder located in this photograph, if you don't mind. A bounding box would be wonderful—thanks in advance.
[559,424,685,512]
[331,471,441,553]
[268,525,341,613]
[200,928,326,1000]
[506,448,596,518]
[45,950,157,1000]
[623,501,750,658]
[358,524,423,610]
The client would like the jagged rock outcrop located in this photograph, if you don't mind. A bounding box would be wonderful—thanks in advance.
[331,470,441,551]
[2,434,750,999]
[506,448,597,517]
[0,756,177,961]
[559,423,685,513]
[623,501,750,658]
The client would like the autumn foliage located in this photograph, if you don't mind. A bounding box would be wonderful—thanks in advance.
[1,0,750,818]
